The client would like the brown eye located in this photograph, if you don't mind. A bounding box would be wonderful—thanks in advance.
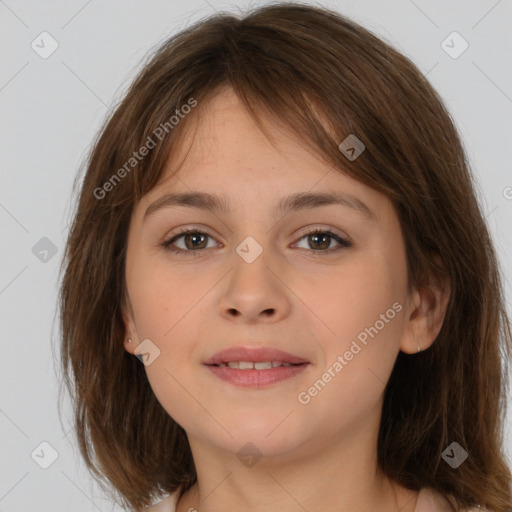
[307,232,331,250]
[182,232,208,250]
[294,228,351,253]
[162,229,216,254]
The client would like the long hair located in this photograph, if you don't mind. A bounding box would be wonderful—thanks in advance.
[57,3,512,511]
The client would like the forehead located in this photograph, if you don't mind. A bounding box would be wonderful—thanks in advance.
[136,86,393,225]
[171,87,300,170]
[148,88,338,189]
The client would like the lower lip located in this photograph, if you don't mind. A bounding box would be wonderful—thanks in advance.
[204,363,310,388]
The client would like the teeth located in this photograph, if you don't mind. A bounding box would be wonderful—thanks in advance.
[254,361,272,370]
[220,361,295,369]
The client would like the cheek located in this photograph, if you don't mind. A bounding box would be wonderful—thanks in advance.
[294,265,404,435]
[302,256,402,338]
[298,250,406,405]
[127,260,207,420]
[128,256,193,335]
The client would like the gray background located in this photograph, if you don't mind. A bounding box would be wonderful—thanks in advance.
[0,0,511,510]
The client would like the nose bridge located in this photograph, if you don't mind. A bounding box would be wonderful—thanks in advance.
[231,232,274,294]
[218,228,290,321]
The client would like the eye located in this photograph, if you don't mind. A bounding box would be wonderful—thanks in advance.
[293,228,352,254]
[162,228,218,255]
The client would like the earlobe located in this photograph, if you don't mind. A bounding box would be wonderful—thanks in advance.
[121,297,138,355]
[123,327,138,355]
[399,273,451,354]
[124,336,136,354]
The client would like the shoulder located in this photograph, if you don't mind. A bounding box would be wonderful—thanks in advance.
[416,487,488,512]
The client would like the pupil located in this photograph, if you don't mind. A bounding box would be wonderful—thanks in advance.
[188,233,205,249]
[311,234,329,249]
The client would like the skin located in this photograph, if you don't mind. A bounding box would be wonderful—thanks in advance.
[122,85,450,512]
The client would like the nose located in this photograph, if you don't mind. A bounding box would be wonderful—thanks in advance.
[217,246,291,324]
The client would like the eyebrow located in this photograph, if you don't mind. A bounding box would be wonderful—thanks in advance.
[143,191,377,222]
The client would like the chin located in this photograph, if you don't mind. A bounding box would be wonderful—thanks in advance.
[213,417,308,454]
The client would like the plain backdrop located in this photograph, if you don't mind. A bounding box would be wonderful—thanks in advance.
[0,0,511,510]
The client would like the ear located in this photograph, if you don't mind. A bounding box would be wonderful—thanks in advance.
[121,294,139,355]
[399,266,451,354]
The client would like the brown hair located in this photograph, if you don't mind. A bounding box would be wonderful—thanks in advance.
[57,2,512,511]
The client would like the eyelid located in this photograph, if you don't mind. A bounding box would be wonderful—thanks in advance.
[296,224,351,243]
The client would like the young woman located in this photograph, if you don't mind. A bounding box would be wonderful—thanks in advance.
[58,3,511,511]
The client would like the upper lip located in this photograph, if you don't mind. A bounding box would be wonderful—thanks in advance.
[203,346,310,365]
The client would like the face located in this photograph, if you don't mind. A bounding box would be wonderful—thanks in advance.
[122,86,428,462]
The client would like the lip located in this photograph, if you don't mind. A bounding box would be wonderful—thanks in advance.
[203,346,310,365]
[205,363,309,388]
[203,346,310,389]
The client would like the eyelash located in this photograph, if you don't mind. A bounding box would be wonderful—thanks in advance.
[161,227,352,256]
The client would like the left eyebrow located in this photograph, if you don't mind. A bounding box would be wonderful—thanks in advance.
[143,191,377,222]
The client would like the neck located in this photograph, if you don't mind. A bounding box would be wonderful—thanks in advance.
[176,427,419,512]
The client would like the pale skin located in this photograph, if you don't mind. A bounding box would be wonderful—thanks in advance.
[122,86,450,512]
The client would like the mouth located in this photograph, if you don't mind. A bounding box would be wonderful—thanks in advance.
[207,361,305,369]
[203,345,310,366]
[203,346,310,388]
